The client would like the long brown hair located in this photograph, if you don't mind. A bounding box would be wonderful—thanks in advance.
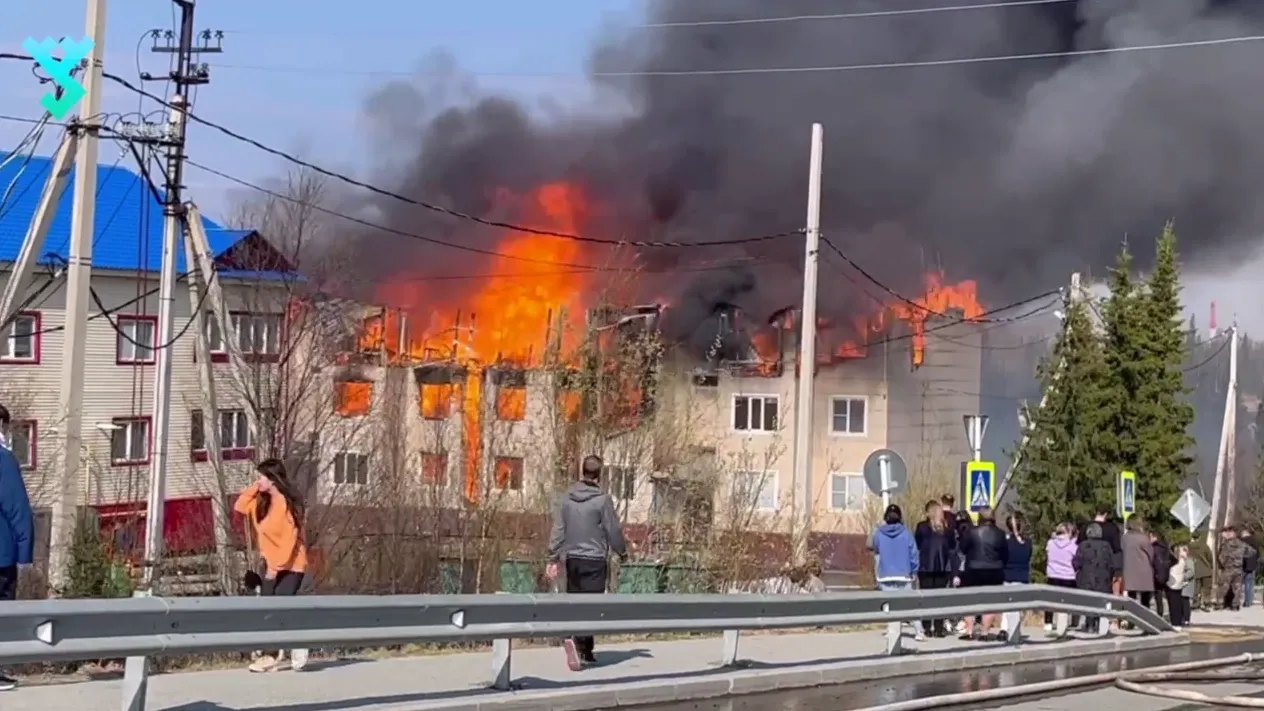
[254,458,304,529]
[926,500,946,533]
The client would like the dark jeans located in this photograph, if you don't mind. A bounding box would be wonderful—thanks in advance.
[1043,577,1080,628]
[565,557,608,659]
[1165,588,1191,626]
[262,570,303,596]
[918,572,952,634]
[0,566,15,601]
[1153,582,1166,617]
[1127,590,1153,609]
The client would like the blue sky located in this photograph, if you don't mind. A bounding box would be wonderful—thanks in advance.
[3,0,643,219]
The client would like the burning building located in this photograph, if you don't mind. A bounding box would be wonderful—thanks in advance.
[314,180,986,537]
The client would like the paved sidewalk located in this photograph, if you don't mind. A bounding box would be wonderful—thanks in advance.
[3,625,1184,711]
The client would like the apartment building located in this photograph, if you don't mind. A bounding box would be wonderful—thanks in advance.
[319,302,984,537]
[0,154,295,555]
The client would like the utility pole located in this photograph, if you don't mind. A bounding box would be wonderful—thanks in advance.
[1207,323,1239,552]
[47,0,108,591]
[995,272,1079,503]
[792,123,823,564]
[138,0,220,594]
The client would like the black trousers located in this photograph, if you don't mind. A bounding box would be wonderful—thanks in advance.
[1044,577,1080,627]
[918,572,952,634]
[1152,582,1166,617]
[1165,588,1191,626]
[0,565,16,601]
[262,570,303,596]
[1127,590,1153,609]
[565,557,608,658]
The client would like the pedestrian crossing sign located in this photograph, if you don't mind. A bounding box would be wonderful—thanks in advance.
[962,461,996,519]
[1118,470,1137,522]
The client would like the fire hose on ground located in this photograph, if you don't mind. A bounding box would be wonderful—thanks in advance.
[851,653,1264,711]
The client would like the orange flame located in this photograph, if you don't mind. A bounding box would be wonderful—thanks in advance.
[370,183,593,502]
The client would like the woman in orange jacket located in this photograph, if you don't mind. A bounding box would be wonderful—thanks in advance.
[235,458,308,671]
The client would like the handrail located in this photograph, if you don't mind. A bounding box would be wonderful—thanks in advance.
[0,585,1177,710]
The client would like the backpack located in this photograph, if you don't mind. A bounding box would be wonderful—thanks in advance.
[1167,560,1186,590]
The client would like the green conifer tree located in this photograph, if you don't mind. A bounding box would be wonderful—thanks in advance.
[1015,296,1114,545]
[1134,224,1194,531]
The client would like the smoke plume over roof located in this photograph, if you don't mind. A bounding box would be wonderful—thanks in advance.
[350,0,1264,335]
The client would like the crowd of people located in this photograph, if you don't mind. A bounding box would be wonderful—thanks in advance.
[867,495,1263,635]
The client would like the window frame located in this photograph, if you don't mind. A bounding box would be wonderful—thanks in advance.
[190,408,258,462]
[829,395,869,437]
[602,465,636,501]
[202,311,284,363]
[731,394,779,434]
[733,469,778,511]
[110,417,153,466]
[420,451,449,487]
[829,471,868,511]
[333,451,370,486]
[1,311,41,364]
[492,456,524,491]
[9,419,37,470]
[115,314,158,365]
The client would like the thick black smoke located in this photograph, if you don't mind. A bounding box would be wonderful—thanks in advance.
[351,0,1264,345]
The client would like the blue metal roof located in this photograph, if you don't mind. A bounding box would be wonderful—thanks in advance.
[0,152,255,273]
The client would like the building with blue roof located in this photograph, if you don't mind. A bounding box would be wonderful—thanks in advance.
[0,151,305,561]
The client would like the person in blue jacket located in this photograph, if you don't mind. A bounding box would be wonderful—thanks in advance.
[0,404,33,691]
[870,503,919,589]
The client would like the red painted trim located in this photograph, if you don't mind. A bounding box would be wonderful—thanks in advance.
[190,409,257,462]
[14,419,37,471]
[110,416,153,466]
[0,311,41,364]
[115,314,158,365]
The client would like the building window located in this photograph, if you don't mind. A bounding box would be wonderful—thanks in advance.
[333,451,369,486]
[9,420,36,470]
[733,395,778,433]
[733,470,777,511]
[115,316,156,364]
[1,312,39,363]
[830,396,867,435]
[495,386,526,421]
[206,312,282,361]
[110,418,151,465]
[190,409,258,461]
[830,473,867,511]
[421,452,448,486]
[419,383,453,420]
[603,465,636,500]
[493,456,524,491]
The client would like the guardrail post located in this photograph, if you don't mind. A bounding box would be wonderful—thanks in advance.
[491,638,512,690]
[1002,611,1022,644]
[884,621,903,655]
[1054,611,1069,637]
[121,655,147,711]
[721,629,740,666]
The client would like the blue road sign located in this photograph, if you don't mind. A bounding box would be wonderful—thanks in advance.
[1118,470,1137,521]
[964,461,996,514]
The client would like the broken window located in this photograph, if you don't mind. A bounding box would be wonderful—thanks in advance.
[335,381,373,417]
[495,386,526,421]
[419,383,453,420]
[493,456,524,491]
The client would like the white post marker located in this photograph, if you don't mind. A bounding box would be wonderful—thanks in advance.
[880,454,892,510]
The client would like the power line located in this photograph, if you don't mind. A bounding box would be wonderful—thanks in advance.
[858,289,1062,349]
[1185,333,1230,372]
[206,33,1264,79]
[90,72,800,250]
[821,236,1047,324]
[185,158,781,275]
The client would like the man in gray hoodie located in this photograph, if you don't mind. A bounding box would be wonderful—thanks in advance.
[547,455,628,670]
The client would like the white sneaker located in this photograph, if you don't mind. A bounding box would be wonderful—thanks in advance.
[1043,623,1053,631]
[290,649,309,671]
[914,632,926,642]
[249,655,278,673]
[0,675,16,691]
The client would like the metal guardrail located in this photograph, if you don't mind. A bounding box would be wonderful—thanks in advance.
[0,585,1175,710]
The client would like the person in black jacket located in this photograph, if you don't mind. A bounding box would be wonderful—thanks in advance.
[1079,506,1123,596]
[914,500,956,637]
[1241,528,1259,608]
[1074,522,1118,633]
[1149,531,1172,618]
[956,508,1008,640]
